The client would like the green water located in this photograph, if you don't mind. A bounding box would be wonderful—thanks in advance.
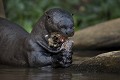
[0,66,119,80]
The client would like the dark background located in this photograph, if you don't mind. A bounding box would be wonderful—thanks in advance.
[4,0,120,32]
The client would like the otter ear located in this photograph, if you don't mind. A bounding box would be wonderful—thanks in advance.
[45,12,51,19]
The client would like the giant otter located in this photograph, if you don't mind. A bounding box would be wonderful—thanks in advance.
[0,8,74,67]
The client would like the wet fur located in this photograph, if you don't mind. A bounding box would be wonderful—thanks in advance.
[0,8,74,67]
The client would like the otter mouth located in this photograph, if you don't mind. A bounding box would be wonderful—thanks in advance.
[48,32,68,48]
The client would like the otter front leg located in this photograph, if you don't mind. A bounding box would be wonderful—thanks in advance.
[27,51,52,67]
[28,50,71,67]
[26,39,73,68]
[25,40,53,67]
[26,40,67,67]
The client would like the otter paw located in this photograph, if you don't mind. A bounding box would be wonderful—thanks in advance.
[52,51,72,68]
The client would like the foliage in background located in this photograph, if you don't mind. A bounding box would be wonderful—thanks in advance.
[5,0,120,32]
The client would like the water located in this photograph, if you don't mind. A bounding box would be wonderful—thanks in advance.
[0,66,119,80]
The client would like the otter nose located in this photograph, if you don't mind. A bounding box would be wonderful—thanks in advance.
[66,29,74,37]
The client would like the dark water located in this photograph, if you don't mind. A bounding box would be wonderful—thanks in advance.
[0,66,120,80]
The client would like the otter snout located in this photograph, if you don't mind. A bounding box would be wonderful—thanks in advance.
[66,28,74,37]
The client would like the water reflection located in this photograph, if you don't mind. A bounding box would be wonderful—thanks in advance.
[0,66,120,80]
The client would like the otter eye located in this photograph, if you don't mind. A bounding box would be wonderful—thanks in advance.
[61,25,67,29]
[70,25,74,29]
[47,15,51,19]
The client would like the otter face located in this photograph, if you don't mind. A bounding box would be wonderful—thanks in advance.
[45,8,74,37]
[57,17,74,37]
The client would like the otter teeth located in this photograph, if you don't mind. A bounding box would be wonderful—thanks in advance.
[45,35,48,37]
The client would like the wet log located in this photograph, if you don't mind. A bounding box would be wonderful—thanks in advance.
[73,18,120,55]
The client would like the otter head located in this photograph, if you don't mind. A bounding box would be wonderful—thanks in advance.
[45,8,74,37]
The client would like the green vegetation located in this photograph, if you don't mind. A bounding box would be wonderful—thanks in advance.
[5,0,120,32]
